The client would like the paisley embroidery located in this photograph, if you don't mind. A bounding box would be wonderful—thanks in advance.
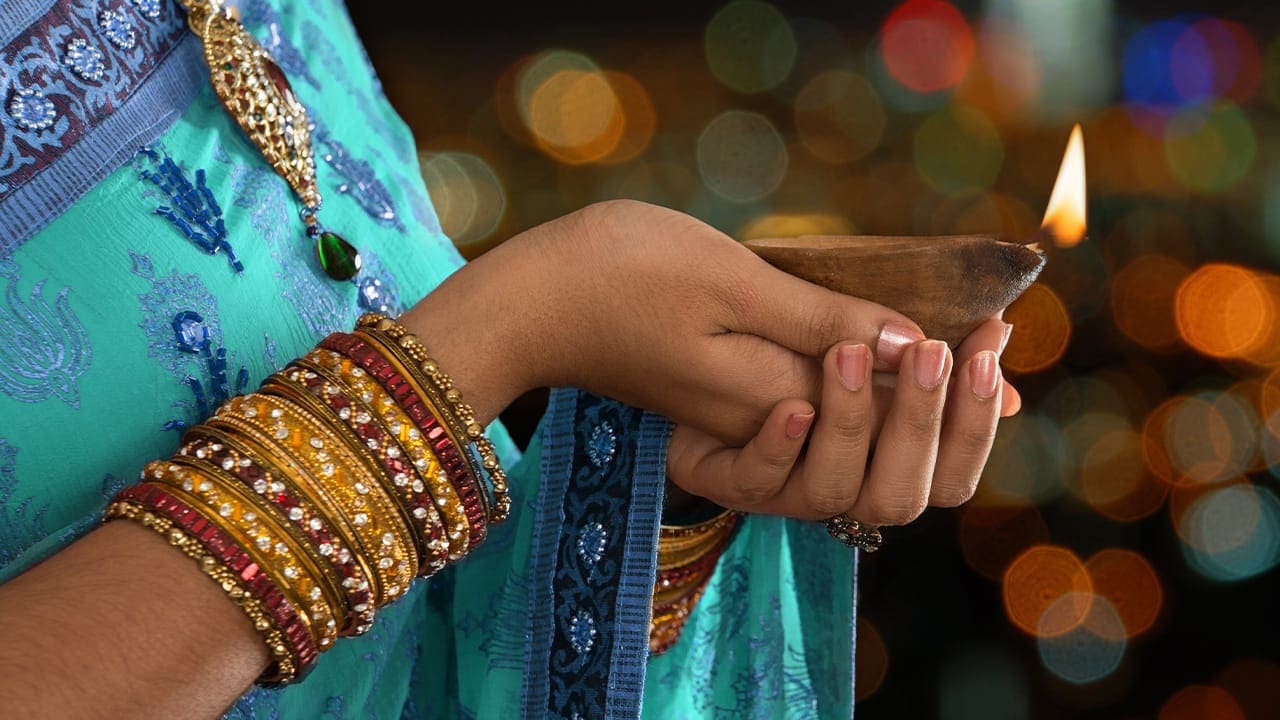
[136,146,244,273]
[129,252,247,429]
[0,259,92,407]
[315,129,404,231]
[0,438,50,572]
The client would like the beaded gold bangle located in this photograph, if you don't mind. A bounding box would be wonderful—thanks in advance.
[206,406,389,611]
[355,312,511,522]
[106,488,307,682]
[143,464,339,650]
[343,330,490,545]
[183,425,377,635]
[658,510,738,555]
[317,334,486,553]
[217,394,417,605]
[169,436,355,641]
[296,349,468,565]
[273,357,455,572]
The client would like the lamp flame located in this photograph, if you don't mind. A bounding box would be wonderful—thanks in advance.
[1040,124,1087,248]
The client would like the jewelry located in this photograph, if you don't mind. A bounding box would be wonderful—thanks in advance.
[178,0,361,280]
[823,513,884,552]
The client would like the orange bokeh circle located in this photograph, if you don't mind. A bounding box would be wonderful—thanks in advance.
[1176,264,1274,360]
[1158,685,1246,720]
[1084,549,1164,640]
[1002,283,1072,374]
[1002,544,1093,637]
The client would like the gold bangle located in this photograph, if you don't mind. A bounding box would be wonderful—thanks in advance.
[298,349,469,565]
[356,312,511,522]
[343,333,485,554]
[170,434,356,640]
[184,423,379,635]
[217,394,417,605]
[144,464,338,649]
[105,500,300,682]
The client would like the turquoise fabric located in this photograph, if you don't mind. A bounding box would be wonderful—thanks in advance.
[0,1,858,717]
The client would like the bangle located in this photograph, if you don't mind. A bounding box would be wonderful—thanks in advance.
[270,362,453,575]
[142,464,339,651]
[106,484,313,683]
[355,312,511,523]
[177,431,374,636]
[214,394,417,605]
[650,510,740,655]
[320,333,486,552]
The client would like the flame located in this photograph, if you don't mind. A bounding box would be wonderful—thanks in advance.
[1041,124,1087,247]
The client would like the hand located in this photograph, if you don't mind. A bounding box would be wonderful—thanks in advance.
[402,200,933,440]
[667,317,1014,524]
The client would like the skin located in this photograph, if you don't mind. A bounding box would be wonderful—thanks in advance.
[0,200,1018,718]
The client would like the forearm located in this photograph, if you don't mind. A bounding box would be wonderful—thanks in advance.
[0,521,267,719]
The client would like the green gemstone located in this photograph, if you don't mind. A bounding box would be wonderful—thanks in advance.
[315,231,361,281]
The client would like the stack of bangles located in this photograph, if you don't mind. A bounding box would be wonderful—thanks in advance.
[649,509,740,655]
[104,313,509,685]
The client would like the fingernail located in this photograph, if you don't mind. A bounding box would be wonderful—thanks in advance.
[785,412,814,440]
[913,340,948,390]
[998,323,1014,355]
[877,321,926,366]
[837,344,870,392]
[970,350,1000,399]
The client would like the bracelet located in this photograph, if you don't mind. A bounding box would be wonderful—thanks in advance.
[356,312,511,522]
[320,333,487,552]
[104,317,508,684]
[649,510,740,655]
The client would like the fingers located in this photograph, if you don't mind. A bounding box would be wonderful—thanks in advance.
[668,399,814,510]
[848,340,953,526]
[928,351,1003,507]
[728,262,925,369]
[767,343,875,519]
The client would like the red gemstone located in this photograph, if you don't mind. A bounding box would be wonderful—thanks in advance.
[262,57,296,104]
[241,562,260,581]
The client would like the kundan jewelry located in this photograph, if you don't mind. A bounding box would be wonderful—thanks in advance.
[178,0,362,280]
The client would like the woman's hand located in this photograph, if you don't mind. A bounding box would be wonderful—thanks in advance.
[667,317,1013,525]
[403,200,940,440]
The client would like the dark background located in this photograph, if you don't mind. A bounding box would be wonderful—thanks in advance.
[349,2,1280,717]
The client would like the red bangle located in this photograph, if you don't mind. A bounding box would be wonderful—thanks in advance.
[320,332,489,549]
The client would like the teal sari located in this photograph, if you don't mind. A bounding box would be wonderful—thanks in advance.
[0,1,857,716]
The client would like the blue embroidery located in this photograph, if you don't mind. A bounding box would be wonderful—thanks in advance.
[98,7,137,50]
[568,610,598,654]
[136,146,243,273]
[354,250,402,315]
[0,260,92,407]
[315,130,404,231]
[224,688,283,720]
[129,252,247,429]
[587,422,617,468]
[575,522,607,569]
[6,88,57,131]
[62,37,106,82]
[0,438,50,572]
[131,0,161,21]
[263,333,280,371]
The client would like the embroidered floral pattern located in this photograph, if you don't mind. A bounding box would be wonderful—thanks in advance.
[315,130,403,231]
[98,7,137,50]
[6,88,57,131]
[0,260,92,407]
[62,38,107,82]
[0,438,50,573]
[136,146,244,273]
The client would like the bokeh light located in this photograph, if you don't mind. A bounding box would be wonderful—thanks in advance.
[1177,483,1280,582]
[1110,254,1189,352]
[704,0,797,94]
[1001,284,1072,374]
[696,110,789,203]
[913,105,1004,194]
[1036,593,1127,685]
[1003,545,1093,637]
[1163,102,1257,193]
[737,212,853,240]
[980,411,1067,504]
[1084,549,1163,639]
[1176,264,1274,361]
[854,616,889,702]
[418,151,506,248]
[1215,658,1280,720]
[1170,19,1262,104]
[1080,426,1170,521]
[794,70,886,165]
[1158,685,1246,720]
[880,0,974,93]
